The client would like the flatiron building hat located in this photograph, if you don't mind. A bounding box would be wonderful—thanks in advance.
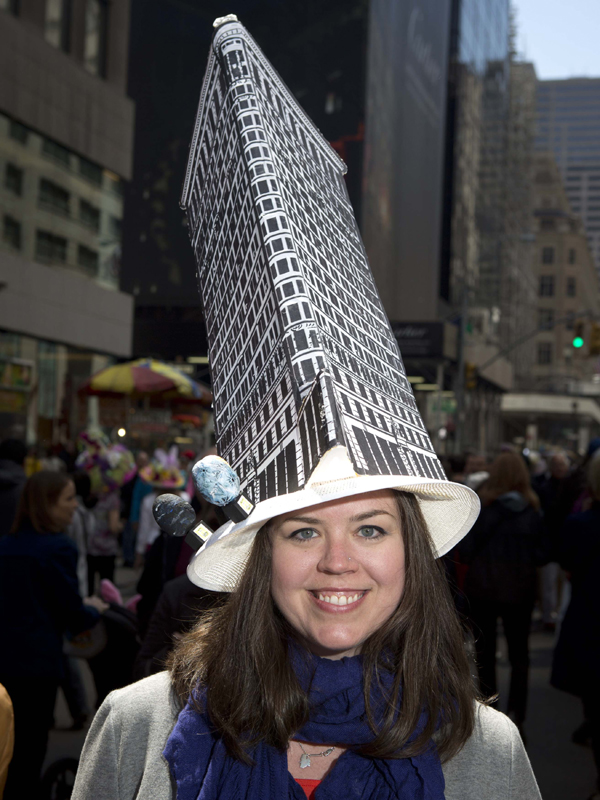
[180,15,480,592]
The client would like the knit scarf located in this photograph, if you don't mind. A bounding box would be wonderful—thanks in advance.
[163,650,446,800]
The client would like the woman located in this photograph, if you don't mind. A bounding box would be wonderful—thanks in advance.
[73,484,540,799]
[0,471,106,800]
[459,452,549,737]
[552,454,600,800]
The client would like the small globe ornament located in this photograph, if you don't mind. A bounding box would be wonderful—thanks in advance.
[192,455,241,507]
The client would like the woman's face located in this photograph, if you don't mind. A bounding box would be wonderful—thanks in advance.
[49,480,78,530]
[270,489,405,659]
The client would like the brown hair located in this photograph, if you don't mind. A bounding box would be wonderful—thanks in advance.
[479,452,540,510]
[11,470,73,534]
[169,491,477,764]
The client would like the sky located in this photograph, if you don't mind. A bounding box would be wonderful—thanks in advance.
[512,0,600,79]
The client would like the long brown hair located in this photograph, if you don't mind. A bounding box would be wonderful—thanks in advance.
[479,452,540,510]
[11,470,72,534]
[169,491,477,763]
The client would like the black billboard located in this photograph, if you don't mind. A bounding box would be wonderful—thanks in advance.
[362,0,451,323]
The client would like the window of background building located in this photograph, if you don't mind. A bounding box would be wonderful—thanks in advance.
[566,314,575,330]
[542,246,555,264]
[2,215,21,250]
[45,0,71,52]
[80,199,100,231]
[36,230,67,263]
[9,119,27,144]
[568,248,577,263]
[39,178,70,216]
[84,0,108,78]
[0,0,19,15]
[42,138,71,168]
[538,342,553,365]
[5,163,23,196]
[539,275,555,297]
[566,276,576,297]
[77,244,98,275]
[538,309,554,330]
[540,219,555,231]
[79,157,103,186]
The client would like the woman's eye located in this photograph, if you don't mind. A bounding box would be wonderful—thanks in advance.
[291,528,317,541]
[358,526,385,539]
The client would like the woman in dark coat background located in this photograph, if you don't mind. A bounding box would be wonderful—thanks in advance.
[0,471,106,800]
[459,451,549,737]
[552,454,600,800]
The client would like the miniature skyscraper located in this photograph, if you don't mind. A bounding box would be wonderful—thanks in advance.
[180,15,446,506]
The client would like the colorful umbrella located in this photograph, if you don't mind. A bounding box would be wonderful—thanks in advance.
[80,359,212,403]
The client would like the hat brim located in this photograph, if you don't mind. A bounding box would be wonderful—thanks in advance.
[187,475,480,592]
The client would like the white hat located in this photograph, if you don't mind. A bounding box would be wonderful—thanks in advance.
[181,17,480,592]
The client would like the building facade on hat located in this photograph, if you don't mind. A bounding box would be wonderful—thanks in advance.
[181,17,446,507]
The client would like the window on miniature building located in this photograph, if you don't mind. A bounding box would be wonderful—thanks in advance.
[8,120,27,144]
[538,309,554,330]
[5,164,23,196]
[568,248,576,264]
[539,275,554,297]
[2,215,21,250]
[541,247,554,264]
[566,276,576,297]
[537,342,552,365]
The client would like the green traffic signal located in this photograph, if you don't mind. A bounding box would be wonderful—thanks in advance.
[573,336,584,348]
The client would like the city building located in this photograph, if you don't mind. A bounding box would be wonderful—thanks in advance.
[531,153,600,392]
[182,17,445,504]
[535,79,600,274]
[0,1,134,442]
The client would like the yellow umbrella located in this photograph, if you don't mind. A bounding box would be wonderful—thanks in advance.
[80,359,212,403]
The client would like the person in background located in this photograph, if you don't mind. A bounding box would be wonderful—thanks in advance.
[133,574,226,680]
[0,683,14,799]
[120,451,149,568]
[533,451,570,630]
[0,440,27,538]
[551,454,600,800]
[87,488,122,596]
[127,452,153,568]
[134,452,188,569]
[0,471,106,799]
[459,451,549,740]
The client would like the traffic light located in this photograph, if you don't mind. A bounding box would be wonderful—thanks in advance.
[465,362,477,390]
[590,322,600,356]
[572,320,585,349]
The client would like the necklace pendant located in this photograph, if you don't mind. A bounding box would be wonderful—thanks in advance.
[300,753,311,769]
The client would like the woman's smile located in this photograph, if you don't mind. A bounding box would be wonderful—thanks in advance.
[309,589,368,610]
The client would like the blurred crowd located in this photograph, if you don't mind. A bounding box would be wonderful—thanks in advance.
[0,434,599,797]
[0,433,224,799]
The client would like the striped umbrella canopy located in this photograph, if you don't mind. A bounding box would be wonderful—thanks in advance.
[80,359,212,404]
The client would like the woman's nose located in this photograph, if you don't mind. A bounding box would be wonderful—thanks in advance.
[317,536,358,574]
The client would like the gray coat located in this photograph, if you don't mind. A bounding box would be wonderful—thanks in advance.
[72,672,542,800]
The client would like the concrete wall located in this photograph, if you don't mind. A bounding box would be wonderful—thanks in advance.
[0,5,134,178]
[0,250,133,356]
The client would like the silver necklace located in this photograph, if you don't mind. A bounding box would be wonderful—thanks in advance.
[297,742,335,769]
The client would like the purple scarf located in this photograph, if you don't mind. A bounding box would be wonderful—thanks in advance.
[163,651,445,799]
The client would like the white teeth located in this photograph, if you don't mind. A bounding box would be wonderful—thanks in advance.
[316,592,364,605]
